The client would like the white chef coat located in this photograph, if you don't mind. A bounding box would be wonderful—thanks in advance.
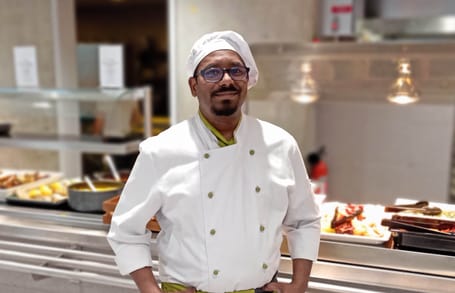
[107,113,321,292]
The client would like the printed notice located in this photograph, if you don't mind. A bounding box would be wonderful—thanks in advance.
[13,46,39,88]
[99,45,124,88]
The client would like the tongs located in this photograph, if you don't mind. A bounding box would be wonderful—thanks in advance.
[384,200,442,216]
[391,215,455,231]
[381,218,453,236]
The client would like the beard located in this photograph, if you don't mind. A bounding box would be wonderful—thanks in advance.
[212,99,238,116]
[211,85,241,116]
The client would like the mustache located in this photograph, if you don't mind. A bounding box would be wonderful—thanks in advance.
[213,85,238,95]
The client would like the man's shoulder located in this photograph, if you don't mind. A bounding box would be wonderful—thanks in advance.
[139,119,194,152]
[246,115,296,143]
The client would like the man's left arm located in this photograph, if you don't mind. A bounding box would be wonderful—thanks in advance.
[267,139,320,292]
[263,258,313,292]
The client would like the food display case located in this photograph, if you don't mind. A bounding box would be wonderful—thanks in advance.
[0,87,152,177]
[0,199,453,293]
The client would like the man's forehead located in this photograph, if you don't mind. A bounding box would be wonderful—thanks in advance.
[199,50,244,66]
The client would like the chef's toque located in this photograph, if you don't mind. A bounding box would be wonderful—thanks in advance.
[186,30,259,89]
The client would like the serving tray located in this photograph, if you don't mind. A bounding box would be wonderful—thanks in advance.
[0,169,62,201]
[6,194,68,209]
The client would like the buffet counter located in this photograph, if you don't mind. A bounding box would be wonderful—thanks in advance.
[0,204,453,293]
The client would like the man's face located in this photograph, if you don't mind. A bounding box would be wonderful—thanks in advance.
[188,50,249,119]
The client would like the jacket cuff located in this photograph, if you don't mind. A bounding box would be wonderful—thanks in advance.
[114,244,154,275]
[286,229,321,261]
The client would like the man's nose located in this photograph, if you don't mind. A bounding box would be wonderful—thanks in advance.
[219,70,234,84]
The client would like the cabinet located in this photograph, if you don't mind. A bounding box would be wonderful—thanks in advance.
[0,87,152,177]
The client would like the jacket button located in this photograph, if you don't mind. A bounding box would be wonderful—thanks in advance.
[249,149,255,156]
[208,192,214,199]
[204,153,210,159]
[255,186,261,193]
[260,225,265,232]
[210,229,216,235]
[262,263,268,270]
[213,269,220,276]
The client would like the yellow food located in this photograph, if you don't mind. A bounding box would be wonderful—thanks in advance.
[49,181,67,196]
[27,188,41,198]
[22,181,68,202]
[39,185,53,196]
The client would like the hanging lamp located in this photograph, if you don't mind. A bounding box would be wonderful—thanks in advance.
[387,59,419,105]
[290,62,319,104]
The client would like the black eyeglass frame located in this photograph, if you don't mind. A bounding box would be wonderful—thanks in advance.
[195,66,250,83]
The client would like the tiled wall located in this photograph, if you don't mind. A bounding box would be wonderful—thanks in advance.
[249,41,455,203]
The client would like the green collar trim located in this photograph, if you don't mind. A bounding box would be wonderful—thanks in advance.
[199,111,236,147]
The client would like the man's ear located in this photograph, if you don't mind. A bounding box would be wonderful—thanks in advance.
[188,77,197,97]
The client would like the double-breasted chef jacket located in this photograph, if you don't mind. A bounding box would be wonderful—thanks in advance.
[107,113,321,293]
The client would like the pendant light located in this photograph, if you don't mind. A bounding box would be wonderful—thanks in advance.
[387,59,419,105]
[290,62,319,104]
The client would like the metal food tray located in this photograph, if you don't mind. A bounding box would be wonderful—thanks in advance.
[0,169,62,201]
[6,194,68,209]
[393,230,455,256]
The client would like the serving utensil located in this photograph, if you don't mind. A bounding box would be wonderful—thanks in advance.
[103,154,121,182]
[384,204,442,216]
[382,218,452,236]
[83,175,96,192]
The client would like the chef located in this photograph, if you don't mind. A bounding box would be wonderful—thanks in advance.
[107,30,321,293]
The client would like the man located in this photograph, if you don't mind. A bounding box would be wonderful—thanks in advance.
[108,30,321,293]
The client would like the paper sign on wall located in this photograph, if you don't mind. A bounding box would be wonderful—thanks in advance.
[13,46,39,88]
[99,45,124,88]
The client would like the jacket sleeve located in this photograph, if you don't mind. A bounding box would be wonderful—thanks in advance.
[282,140,321,262]
[107,141,162,275]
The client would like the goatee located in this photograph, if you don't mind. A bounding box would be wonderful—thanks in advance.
[212,99,238,116]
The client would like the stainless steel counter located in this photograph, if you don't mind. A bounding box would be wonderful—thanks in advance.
[0,204,453,293]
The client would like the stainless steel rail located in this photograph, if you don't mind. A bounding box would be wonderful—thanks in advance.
[0,237,160,290]
[0,259,137,289]
[0,239,114,262]
[281,256,454,293]
[318,240,455,278]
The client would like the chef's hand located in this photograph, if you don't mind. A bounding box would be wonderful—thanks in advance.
[263,281,307,293]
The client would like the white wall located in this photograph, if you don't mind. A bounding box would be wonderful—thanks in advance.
[317,101,454,204]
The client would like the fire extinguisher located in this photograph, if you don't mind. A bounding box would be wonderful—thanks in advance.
[307,146,328,195]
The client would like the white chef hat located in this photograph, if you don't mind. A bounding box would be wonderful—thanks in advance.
[186,30,259,89]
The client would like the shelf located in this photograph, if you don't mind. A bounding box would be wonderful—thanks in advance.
[0,87,146,102]
[0,134,141,154]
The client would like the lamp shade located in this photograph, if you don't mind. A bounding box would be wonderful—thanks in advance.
[387,59,419,105]
[290,62,319,104]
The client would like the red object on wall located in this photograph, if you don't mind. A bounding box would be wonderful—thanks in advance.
[331,5,353,14]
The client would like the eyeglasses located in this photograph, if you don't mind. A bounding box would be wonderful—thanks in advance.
[196,66,250,83]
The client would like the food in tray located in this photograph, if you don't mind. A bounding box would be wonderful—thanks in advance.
[0,172,49,189]
[321,202,388,238]
[16,181,68,202]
